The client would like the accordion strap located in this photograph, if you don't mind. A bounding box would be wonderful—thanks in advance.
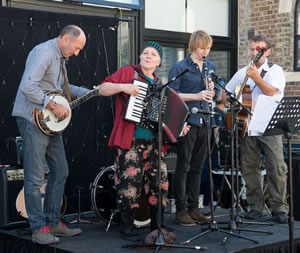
[131,66,149,83]
[131,65,161,85]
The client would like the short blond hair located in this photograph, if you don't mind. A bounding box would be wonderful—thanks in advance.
[188,30,213,54]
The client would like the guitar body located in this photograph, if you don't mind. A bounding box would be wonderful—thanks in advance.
[16,184,67,219]
[225,84,252,139]
[33,88,98,136]
[237,84,252,138]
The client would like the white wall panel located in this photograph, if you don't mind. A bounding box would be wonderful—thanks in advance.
[187,0,229,36]
[145,0,186,32]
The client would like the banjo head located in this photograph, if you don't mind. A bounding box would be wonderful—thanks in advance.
[42,94,72,133]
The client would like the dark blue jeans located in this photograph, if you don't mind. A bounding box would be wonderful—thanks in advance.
[16,117,69,232]
[174,125,209,212]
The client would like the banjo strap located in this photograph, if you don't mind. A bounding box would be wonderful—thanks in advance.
[61,61,72,103]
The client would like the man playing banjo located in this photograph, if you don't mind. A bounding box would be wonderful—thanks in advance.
[12,25,100,245]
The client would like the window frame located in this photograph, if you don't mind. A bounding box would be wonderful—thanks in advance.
[139,0,238,78]
[64,0,144,10]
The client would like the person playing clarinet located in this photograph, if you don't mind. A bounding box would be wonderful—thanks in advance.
[168,30,220,226]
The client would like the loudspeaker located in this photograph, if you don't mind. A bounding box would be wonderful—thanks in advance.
[0,165,27,228]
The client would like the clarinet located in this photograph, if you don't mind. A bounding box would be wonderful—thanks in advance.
[202,56,214,118]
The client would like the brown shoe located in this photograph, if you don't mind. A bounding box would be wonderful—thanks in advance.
[188,209,210,223]
[49,221,82,237]
[175,210,196,227]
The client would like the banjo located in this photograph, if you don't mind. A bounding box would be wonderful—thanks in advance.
[33,88,99,136]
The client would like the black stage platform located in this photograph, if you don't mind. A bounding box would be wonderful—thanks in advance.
[1,207,300,253]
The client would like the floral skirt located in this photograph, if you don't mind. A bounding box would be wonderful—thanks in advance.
[115,141,168,211]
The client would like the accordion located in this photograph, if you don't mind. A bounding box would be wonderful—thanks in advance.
[124,80,189,143]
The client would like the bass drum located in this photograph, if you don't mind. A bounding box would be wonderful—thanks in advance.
[91,166,150,228]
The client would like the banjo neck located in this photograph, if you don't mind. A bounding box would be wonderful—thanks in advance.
[34,87,99,136]
[69,88,99,109]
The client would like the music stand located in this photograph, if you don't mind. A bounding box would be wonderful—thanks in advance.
[123,70,206,252]
[263,96,300,253]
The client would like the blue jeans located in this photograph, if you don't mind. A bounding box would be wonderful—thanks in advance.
[16,117,69,232]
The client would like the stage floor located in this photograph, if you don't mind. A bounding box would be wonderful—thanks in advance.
[1,207,300,253]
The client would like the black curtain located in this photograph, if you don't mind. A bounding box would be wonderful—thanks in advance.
[0,6,118,213]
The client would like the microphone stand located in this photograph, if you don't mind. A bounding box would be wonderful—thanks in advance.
[181,60,259,246]
[123,69,206,252]
[213,77,273,235]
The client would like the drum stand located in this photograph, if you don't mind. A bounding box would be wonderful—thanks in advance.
[70,186,92,224]
[123,70,206,252]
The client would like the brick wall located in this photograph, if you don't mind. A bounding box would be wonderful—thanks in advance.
[238,0,294,71]
[238,0,300,140]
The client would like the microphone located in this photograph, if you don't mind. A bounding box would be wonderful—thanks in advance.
[191,107,217,115]
[208,70,226,86]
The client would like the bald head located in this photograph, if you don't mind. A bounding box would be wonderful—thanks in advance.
[57,25,86,58]
[59,25,84,39]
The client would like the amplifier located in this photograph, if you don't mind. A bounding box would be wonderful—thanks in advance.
[0,165,27,228]
[5,136,24,165]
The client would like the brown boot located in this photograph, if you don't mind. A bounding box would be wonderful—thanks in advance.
[175,210,196,227]
[188,209,210,223]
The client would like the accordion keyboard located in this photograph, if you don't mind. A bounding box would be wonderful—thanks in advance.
[124,80,149,123]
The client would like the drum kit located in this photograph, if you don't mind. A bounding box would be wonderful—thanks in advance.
[15,166,150,231]
[90,165,150,231]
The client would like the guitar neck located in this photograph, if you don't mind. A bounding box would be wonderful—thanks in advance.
[70,88,99,109]
[236,74,250,100]
[236,49,265,100]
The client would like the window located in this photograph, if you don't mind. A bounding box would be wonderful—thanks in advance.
[157,47,230,84]
[118,20,134,67]
[145,0,230,36]
[209,50,230,82]
[295,0,300,71]
[158,46,185,83]
[142,0,237,81]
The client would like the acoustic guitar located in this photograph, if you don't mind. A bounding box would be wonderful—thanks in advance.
[16,184,67,219]
[226,47,267,138]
